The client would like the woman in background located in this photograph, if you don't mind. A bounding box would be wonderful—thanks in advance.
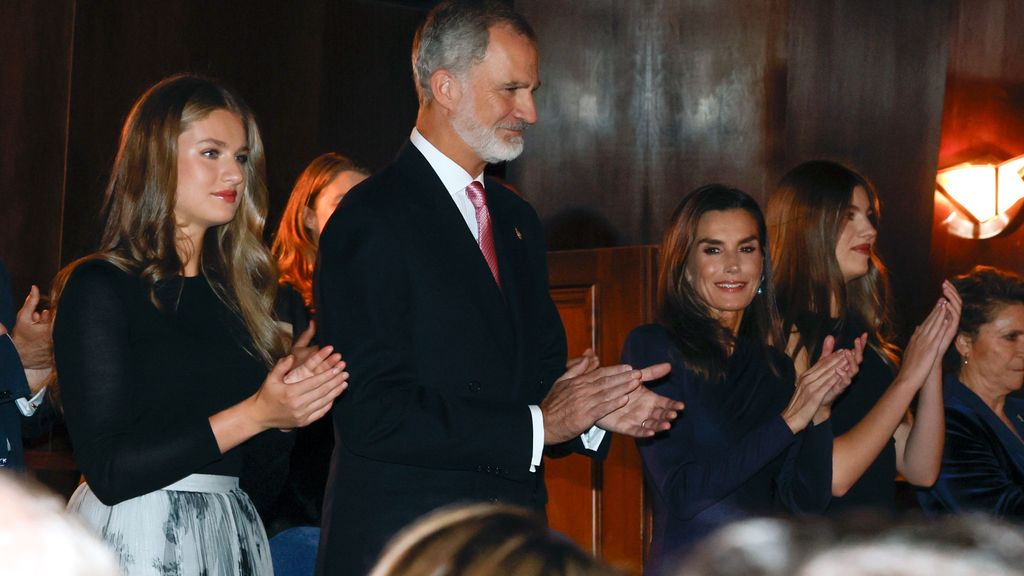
[260,152,368,534]
[920,266,1024,518]
[52,74,348,575]
[767,160,959,514]
[623,184,860,573]
[272,152,369,339]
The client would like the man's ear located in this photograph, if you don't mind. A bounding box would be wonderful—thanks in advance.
[430,69,461,111]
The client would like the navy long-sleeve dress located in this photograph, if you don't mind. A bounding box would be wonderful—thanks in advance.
[622,324,833,573]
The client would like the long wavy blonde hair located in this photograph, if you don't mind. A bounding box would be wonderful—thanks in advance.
[272,152,367,308]
[54,74,286,366]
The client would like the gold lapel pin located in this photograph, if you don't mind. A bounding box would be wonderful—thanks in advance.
[514,226,523,240]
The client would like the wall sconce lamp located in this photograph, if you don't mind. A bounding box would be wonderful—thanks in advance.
[935,154,1024,239]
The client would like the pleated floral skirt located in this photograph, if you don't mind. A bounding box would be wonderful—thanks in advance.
[68,474,273,576]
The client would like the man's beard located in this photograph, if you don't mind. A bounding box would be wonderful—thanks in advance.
[452,99,527,164]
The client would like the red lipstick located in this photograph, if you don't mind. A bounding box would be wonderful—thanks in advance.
[212,189,237,203]
[852,243,871,255]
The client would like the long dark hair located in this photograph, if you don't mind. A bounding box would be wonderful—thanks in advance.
[767,161,899,366]
[658,185,785,382]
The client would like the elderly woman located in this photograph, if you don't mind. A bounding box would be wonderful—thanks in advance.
[622,185,863,573]
[919,266,1024,518]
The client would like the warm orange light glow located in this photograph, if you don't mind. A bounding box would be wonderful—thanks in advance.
[935,154,1024,238]
[936,163,997,221]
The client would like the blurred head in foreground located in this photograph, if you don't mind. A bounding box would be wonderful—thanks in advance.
[676,515,1024,576]
[368,503,621,576]
[0,472,119,575]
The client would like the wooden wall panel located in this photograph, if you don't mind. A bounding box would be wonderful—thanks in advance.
[0,0,74,299]
[60,0,327,264]
[318,0,432,174]
[511,0,788,250]
[546,246,658,575]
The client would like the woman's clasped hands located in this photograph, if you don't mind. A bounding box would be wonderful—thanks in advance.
[252,345,348,431]
[782,334,866,433]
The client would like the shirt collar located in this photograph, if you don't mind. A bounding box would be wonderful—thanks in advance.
[410,128,484,199]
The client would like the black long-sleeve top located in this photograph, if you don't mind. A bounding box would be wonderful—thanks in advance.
[53,260,289,505]
[623,324,833,574]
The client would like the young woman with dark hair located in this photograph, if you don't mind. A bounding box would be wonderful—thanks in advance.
[767,160,960,514]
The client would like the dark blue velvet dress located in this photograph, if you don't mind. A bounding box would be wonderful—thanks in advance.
[918,375,1024,518]
[622,324,833,574]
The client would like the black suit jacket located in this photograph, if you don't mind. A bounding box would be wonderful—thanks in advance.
[314,143,572,575]
[0,261,31,469]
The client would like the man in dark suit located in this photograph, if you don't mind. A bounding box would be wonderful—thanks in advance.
[315,1,683,573]
[1,261,52,469]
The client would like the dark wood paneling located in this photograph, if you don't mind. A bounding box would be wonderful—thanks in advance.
[930,0,1024,283]
[61,0,327,264]
[785,0,953,330]
[546,246,658,575]
[511,0,788,249]
[0,0,75,298]
[318,0,432,174]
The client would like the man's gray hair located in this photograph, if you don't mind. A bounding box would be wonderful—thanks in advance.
[412,0,535,103]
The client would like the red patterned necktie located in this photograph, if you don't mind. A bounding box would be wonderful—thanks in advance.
[465,181,501,289]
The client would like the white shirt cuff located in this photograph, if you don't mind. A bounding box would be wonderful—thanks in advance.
[15,387,46,417]
[528,405,544,472]
[581,426,607,451]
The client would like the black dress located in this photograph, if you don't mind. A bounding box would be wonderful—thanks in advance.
[54,260,289,574]
[623,324,833,574]
[813,314,898,514]
[247,282,334,534]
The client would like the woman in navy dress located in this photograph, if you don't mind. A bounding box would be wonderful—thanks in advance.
[920,266,1024,518]
[767,161,960,514]
[623,185,860,573]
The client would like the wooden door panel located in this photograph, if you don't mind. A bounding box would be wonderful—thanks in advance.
[545,246,658,575]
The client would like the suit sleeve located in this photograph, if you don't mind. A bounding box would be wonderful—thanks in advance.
[931,407,1024,516]
[625,328,798,520]
[316,205,534,479]
[53,264,223,504]
[0,260,31,412]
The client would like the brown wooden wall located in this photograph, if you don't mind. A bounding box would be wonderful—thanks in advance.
[0,0,75,304]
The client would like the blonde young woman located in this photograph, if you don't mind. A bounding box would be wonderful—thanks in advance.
[767,161,960,514]
[52,75,348,575]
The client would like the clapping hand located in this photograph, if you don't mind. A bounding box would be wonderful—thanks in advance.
[253,345,348,430]
[541,352,683,444]
[782,335,860,433]
[9,285,53,370]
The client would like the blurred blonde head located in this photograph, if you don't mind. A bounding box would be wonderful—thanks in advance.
[368,504,620,576]
[0,472,119,576]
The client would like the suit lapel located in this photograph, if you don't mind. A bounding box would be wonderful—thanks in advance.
[394,145,516,359]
